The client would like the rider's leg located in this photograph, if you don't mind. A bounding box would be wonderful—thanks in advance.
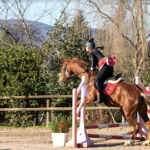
[96,82,104,103]
[94,64,109,103]
[94,64,114,103]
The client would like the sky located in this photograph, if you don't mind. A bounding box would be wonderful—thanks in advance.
[26,0,76,26]
[0,0,102,29]
[0,0,87,26]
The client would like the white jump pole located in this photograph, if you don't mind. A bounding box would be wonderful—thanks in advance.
[135,76,149,139]
[66,76,94,148]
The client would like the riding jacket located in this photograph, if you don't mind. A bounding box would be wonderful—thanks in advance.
[88,49,116,70]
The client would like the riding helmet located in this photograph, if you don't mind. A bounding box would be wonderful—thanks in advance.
[84,38,96,48]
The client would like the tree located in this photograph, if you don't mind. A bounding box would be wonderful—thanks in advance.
[0,0,72,50]
[43,12,90,116]
[86,0,150,81]
[73,9,90,39]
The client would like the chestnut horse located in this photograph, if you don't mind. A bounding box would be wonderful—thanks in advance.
[59,57,150,145]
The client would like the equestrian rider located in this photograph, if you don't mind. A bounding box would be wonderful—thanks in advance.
[85,38,116,103]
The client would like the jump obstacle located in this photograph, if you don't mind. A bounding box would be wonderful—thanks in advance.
[65,76,150,148]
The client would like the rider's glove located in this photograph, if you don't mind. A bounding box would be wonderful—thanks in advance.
[88,67,95,79]
[91,67,96,71]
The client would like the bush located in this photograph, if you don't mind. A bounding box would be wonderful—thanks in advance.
[114,109,122,123]
[0,46,49,127]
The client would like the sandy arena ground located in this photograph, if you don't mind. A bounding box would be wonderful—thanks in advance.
[0,127,150,150]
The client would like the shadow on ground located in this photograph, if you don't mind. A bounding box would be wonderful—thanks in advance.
[94,141,144,147]
[0,149,11,150]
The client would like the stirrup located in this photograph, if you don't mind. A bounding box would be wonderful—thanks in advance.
[94,99,100,103]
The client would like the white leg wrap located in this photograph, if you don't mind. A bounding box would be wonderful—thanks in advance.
[124,139,134,146]
[142,140,150,146]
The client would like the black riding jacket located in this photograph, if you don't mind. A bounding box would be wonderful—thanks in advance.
[88,49,105,69]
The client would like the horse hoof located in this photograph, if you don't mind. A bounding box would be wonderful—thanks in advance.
[124,143,133,146]
[142,140,150,146]
[124,140,134,146]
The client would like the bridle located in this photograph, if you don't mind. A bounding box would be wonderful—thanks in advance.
[59,61,86,82]
[59,61,69,78]
[59,61,96,85]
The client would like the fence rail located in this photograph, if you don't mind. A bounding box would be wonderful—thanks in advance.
[0,95,120,127]
[0,106,119,111]
[0,95,81,99]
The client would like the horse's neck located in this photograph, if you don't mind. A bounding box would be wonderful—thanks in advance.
[70,66,88,79]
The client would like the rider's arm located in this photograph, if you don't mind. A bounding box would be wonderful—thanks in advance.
[88,52,97,70]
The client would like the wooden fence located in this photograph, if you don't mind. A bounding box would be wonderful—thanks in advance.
[0,95,123,127]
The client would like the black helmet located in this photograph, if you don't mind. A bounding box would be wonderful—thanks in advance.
[84,38,95,48]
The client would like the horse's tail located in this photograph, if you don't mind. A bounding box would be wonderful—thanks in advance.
[135,84,150,105]
[140,92,150,105]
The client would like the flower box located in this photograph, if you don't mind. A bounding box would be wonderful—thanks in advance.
[52,132,68,147]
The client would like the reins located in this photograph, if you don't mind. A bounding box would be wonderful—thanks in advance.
[59,71,86,83]
[60,70,96,85]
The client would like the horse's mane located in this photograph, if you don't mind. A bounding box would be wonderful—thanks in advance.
[70,58,89,72]
[69,58,98,77]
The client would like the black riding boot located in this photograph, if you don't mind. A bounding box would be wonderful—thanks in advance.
[96,82,105,103]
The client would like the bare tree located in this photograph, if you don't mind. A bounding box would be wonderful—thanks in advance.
[84,0,150,80]
[0,0,72,50]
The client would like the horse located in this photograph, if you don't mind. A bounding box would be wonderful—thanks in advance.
[58,57,150,146]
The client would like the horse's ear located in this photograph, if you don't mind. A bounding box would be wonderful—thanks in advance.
[60,58,65,63]
[60,58,68,63]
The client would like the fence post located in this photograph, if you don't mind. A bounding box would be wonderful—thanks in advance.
[47,99,50,127]
[122,116,126,123]
[49,99,52,121]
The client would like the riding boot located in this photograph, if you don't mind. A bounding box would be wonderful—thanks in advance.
[96,82,105,103]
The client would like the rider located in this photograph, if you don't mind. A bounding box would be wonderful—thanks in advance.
[85,37,116,103]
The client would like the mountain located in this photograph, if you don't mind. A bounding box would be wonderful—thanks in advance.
[5,19,54,39]
[0,19,97,47]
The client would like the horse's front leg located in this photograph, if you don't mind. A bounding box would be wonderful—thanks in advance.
[77,100,81,107]
[77,97,94,107]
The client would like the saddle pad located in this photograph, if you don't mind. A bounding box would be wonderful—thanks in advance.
[103,82,118,95]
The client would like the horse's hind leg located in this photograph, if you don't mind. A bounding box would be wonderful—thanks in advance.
[120,107,126,121]
[138,102,149,123]
[124,111,140,146]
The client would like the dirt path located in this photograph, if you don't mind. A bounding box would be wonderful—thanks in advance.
[0,127,150,150]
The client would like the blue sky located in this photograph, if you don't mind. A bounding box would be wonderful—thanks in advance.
[0,0,103,28]
[27,0,98,27]
[0,0,77,25]
[10,0,81,26]
[27,0,75,25]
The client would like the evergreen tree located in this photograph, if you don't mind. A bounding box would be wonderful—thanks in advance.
[72,9,91,42]
[43,12,90,115]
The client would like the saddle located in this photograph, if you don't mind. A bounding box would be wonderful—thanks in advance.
[102,74,124,95]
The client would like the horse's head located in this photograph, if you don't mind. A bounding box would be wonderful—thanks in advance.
[58,59,73,85]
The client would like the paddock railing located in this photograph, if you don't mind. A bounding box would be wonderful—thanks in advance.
[0,95,120,127]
